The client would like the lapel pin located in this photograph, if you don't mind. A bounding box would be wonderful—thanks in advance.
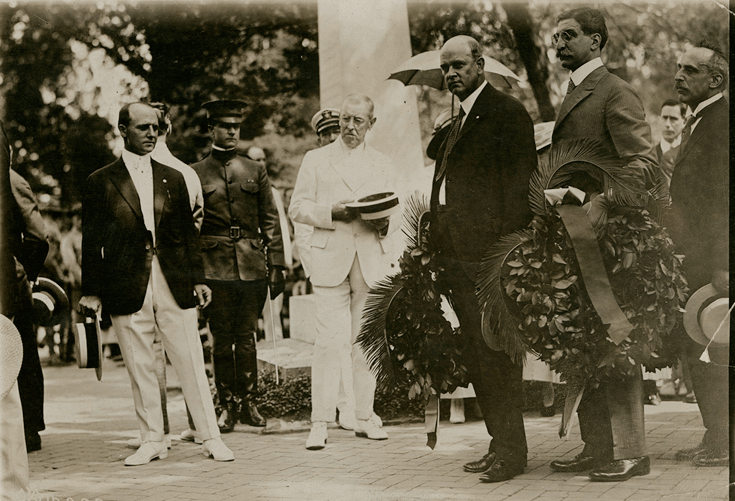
[163,179,167,183]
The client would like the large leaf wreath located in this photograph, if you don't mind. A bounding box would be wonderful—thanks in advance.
[476,139,687,391]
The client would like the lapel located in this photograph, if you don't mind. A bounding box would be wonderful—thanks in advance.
[152,160,167,233]
[455,84,494,143]
[329,140,369,193]
[109,158,143,221]
[676,97,724,164]
[554,66,608,132]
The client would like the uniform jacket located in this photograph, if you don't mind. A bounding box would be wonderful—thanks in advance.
[192,149,285,282]
[553,66,658,188]
[430,84,537,263]
[289,138,398,288]
[668,97,729,290]
[81,157,204,315]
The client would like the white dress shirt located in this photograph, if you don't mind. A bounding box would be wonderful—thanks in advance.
[122,148,155,242]
[687,93,723,134]
[569,57,604,88]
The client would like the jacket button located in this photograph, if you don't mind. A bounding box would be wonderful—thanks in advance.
[145,244,151,250]
[228,179,233,184]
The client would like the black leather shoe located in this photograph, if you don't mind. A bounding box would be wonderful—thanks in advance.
[25,432,41,453]
[217,404,237,433]
[589,456,650,482]
[479,459,524,483]
[463,452,496,473]
[675,442,708,461]
[240,401,266,427]
[550,453,600,472]
[693,449,728,467]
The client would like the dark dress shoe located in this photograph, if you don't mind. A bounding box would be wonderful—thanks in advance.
[240,401,266,427]
[693,449,728,467]
[25,432,42,453]
[217,404,237,433]
[589,456,650,482]
[550,453,600,472]
[463,452,496,473]
[479,459,524,483]
[675,442,708,461]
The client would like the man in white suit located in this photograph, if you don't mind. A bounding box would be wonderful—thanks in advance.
[289,94,398,450]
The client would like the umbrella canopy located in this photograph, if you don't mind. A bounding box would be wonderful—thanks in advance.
[388,50,521,90]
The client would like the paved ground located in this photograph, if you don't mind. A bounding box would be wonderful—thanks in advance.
[20,357,729,501]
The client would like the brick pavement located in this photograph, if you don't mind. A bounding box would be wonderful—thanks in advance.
[17,359,729,501]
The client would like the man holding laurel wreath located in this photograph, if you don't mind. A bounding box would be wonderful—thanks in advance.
[290,94,398,450]
[429,35,537,482]
[548,8,658,481]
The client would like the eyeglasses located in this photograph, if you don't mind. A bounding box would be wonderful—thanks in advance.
[551,29,579,45]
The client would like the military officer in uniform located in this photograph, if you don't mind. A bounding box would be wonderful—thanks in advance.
[192,100,286,432]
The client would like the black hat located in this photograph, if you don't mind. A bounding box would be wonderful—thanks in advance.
[32,278,69,327]
[201,99,248,124]
[311,108,340,135]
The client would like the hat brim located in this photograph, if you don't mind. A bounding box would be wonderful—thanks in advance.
[74,315,104,381]
[683,284,729,347]
[33,278,70,326]
[346,192,400,220]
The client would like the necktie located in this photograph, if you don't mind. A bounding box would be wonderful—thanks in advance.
[435,107,465,182]
[679,114,697,151]
[566,79,576,96]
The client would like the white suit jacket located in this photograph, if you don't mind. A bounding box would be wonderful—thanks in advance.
[289,138,399,288]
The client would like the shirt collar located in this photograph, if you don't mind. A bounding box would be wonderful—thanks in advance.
[460,80,488,116]
[660,135,681,153]
[690,93,723,117]
[212,144,236,152]
[337,135,366,157]
[122,148,152,171]
[570,57,604,87]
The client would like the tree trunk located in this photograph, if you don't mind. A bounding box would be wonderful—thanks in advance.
[502,2,555,123]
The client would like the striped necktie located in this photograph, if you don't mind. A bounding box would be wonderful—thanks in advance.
[435,107,465,182]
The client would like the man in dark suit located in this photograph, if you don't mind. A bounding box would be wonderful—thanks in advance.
[192,100,285,432]
[548,8,658,482]
[430,35,537,482]
[79,102,233,465]
[669,43,729,468]
[655,99,685,188]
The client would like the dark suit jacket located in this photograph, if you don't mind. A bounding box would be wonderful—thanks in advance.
[192,148,284,281]
[430,84,537,263]
[668,97,729,290]
[553,66,658,188]
[82,157,204,315]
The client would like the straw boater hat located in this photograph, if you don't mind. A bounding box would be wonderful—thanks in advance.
[74,314,103,381]
[311,108,340,135]
[346,192,400,220]
[32,277,69,327]
[683,284,730,347]
[0,314,23,401]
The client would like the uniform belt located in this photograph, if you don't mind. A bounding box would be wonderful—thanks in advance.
[201,229,258,240]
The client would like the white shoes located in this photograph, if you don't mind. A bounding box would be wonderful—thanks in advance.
[355,418,388,440]
[370,412,383,428]
[306,422,328,450]
[450,399,466,424]
[202,437,234,461]
[125,441,168,466]
[126,434,171,450]
[180,428,203,444]
[339,411,382,430]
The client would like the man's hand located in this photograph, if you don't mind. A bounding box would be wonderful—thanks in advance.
[366,217,390,236]
[711,269,729,293]
[194,284,212,309]
[78,295,102,317]
[268,266,287,299]
[331,199,360,222]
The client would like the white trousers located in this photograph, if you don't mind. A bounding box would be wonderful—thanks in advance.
[311,257,375,422]
[111,256,218,442]
[0,383,29,500]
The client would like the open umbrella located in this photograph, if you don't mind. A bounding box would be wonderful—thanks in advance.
[388,50,521,90]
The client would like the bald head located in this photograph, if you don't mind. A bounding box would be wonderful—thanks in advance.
[247,146,266,165]
[675,45,728,108]
[440,36,485,100]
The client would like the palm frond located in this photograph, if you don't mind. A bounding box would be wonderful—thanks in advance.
[529,139,648,217]
[476,230,533,365]
[357,275,405,391]
[401,190,430,250]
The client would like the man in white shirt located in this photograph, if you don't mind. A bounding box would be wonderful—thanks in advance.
[290,94,397,450]
[656,100,686,187]
[79,102,233,465]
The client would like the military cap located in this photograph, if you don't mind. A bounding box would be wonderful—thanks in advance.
[202,99,248,124]
[311,108,341,135]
